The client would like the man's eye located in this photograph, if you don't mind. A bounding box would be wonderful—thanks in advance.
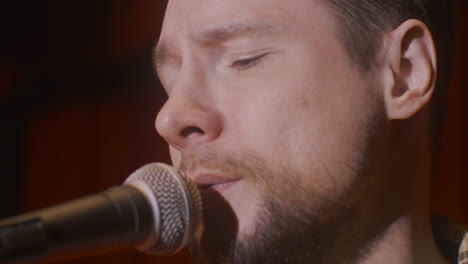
[231,54,269,70]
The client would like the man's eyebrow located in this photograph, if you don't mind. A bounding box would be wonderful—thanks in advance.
[154,22,279,69]
[192,21,279,44]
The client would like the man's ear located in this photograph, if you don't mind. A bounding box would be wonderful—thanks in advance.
[382,19,437,120]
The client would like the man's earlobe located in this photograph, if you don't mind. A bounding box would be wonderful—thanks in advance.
[383,19,437,120]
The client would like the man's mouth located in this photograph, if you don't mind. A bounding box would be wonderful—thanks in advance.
[189,171,241,196]
[197,180,239,193]
[191,176,239,212]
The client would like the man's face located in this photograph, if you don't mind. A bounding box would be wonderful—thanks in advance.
[155,0,385,262]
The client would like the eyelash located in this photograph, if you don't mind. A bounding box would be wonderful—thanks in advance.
[231,53,269,70]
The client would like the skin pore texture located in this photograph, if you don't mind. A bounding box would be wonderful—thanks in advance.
[154,0,448,263]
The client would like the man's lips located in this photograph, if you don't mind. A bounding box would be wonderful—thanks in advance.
[189,173,240,194]
[192,175,240,209]
[202,180,239,193]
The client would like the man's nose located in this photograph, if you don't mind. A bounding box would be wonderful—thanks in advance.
[155,89,223,150]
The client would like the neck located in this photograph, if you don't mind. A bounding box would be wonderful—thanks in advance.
[358,109,448,264]
[357,214,449,264]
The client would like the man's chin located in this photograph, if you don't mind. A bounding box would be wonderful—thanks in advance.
[179,151,368,264]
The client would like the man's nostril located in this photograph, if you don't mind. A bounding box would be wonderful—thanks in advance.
[181,126,205,137]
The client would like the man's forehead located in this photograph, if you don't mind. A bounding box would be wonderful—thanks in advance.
[156,0,334,67]
[161,0,313,34]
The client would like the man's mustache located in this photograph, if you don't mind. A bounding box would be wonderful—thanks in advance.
[177,149,267,183]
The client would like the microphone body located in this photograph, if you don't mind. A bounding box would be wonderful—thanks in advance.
[0,163,202,264]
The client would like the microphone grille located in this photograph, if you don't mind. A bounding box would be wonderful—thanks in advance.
[125,163,202,256]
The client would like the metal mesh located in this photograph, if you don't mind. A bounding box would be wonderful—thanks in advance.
[125,163,202,255]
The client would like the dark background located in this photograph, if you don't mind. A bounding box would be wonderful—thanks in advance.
[0,1,466,263]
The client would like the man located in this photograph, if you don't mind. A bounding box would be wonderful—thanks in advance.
[153,0,467,263]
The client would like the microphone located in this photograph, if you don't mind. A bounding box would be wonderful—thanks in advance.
[0,163,202,264]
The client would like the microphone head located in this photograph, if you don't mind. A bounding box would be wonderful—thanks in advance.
[125,163,202,256]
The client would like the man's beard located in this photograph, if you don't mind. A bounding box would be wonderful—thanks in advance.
[182,148,378,264]
[217,179,360,264]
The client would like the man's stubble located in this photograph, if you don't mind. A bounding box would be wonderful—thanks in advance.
[181,140,385,264]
